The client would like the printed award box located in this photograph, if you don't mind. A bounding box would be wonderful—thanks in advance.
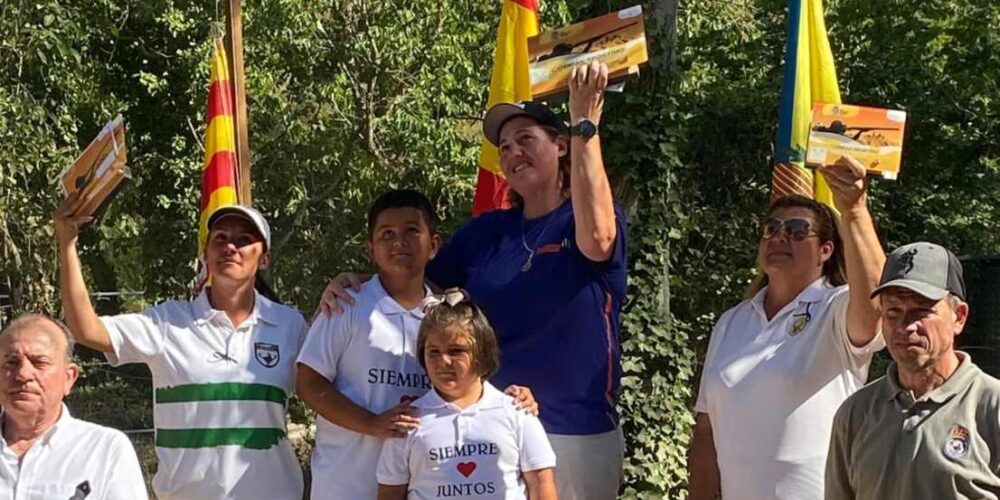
[806,104,907,179]
[528,5,648,99]
[60,114,130,222]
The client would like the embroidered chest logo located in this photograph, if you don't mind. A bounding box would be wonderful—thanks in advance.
[254,342,280,368]
[71,480,91,500]
[789,302,815,337]
[899,247,919,275]
[943,425,971,460]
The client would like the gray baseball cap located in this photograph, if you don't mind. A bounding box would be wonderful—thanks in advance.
[870,242,965,301]
[207,205,271,250]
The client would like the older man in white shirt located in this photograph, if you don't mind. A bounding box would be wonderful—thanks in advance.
[0,314,147,500]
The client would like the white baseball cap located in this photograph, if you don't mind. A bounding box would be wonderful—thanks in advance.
[207,205,271,250]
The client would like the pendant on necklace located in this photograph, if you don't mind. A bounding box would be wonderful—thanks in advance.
[521,253,533,272]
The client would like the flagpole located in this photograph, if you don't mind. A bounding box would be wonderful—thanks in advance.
[225,0,252,205]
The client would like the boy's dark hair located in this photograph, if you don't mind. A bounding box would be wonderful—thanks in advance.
[417,291,500,380]
[367,189,438,238]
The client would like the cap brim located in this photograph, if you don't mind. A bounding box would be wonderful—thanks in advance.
[870,279,950,301]
[208,206,255,229]
[206,206,270,249]
[483,103,531,147]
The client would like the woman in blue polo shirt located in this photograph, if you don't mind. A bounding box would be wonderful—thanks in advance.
[322,61,625,499]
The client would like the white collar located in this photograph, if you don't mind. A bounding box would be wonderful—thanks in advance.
[413,382,507,415]
[193,288,276,326]
[0,404,73,450]
[369,275,429,318]
[751,276,831,319]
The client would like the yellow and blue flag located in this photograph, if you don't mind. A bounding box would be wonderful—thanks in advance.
[772,0,841,207]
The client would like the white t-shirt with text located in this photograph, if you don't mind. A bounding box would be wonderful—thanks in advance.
[377,382,556,499]
[296,275,430,499]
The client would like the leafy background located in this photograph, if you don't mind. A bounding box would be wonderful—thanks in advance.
[2,0,999,497]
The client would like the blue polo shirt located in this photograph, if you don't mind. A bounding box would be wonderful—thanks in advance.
[426,199,627,435]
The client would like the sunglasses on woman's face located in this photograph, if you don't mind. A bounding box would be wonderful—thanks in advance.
[758,217,816,241]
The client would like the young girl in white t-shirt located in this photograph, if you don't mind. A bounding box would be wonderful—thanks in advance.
[377,289,557,500]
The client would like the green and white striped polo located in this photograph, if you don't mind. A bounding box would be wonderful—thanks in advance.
[102,290,307,500]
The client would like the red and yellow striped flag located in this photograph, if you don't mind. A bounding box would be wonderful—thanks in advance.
[198,34,240,253]
[472,0,539,216]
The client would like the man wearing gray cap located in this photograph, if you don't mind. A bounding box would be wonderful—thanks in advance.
[825,242,1000,500]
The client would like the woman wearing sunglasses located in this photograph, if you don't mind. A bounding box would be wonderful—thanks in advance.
[688,156,886,500]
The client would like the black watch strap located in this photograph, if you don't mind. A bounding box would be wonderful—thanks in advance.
[570,119,599,139]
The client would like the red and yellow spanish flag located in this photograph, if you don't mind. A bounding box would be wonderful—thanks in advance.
[772,0,841,207]
[198,34,240,253]
[472,0,539,216]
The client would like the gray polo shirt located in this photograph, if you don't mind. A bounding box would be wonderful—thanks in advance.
[826,352,1000,500]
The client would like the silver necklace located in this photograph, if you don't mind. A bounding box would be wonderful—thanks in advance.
[520,213,557,272]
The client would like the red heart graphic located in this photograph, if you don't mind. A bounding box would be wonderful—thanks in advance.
[399,395,418,404]
[456,461,476,478]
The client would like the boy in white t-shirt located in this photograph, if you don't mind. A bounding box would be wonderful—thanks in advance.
[376,289,557,500]
[297,190,536,499]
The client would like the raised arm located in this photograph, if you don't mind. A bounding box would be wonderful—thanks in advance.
[568,61,616,262]
[819,156,885,347]
[54,197,113,352]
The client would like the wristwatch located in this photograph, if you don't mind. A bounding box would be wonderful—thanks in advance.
[570,119,599,140]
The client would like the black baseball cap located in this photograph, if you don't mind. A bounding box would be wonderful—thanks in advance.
[870,242,965,301]
[482,101,568,147]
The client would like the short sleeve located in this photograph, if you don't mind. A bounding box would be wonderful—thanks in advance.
[517,412,557,472]
[104,432,149,500]
[294,313,309,352]
[830,290,885,370]
[296,309,353,382]
[824,401,855,500]
[100,306,168,366]
[694,311,731,414]
[376,434,411,486]
[427,214,497,289]
[590,204,628,275]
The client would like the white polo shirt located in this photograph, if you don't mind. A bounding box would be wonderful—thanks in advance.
[0,405,147,500]
[695,278,884,500]
[101,289,306,500]
[377,382,556,499]
[296,275,430,500]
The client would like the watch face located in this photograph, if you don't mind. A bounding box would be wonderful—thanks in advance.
[576,120,597,138]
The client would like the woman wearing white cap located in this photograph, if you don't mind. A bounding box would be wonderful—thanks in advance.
[55,203,306,500]
[320,61,627,499]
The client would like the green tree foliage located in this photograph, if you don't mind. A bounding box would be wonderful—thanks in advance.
[2,0,1000,497]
